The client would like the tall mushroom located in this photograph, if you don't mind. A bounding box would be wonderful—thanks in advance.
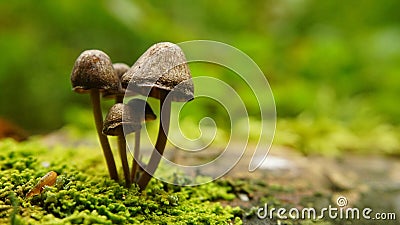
[71,50,119,181]
[126,99,156,182]
[121,42,194,190]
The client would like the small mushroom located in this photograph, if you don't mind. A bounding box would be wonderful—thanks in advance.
[122,42,194,189]
[103,62,132,103]
[113,63,130,79]
[126,99,156,182]
[101,62,136,178]
[103,103,144,135]
[71,50,119,181]
[103,103,138,186]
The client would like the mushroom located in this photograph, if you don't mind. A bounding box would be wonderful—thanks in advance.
[103,63,131,103]
[126,99,156,182]
[103,101,156,186]
[121,42,194,189]
[71,50,119,181]
[101,62,136,178]
[103,103,137,187]
[113,63,130,80]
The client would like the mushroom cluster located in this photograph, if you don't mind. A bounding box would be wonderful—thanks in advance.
[70,42,194,190]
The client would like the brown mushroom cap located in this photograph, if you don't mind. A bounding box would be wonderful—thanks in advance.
[113,63,130,79]
[121,42,194,102]
[103,103,141,136]
[71,50,121,94]
[103,63,132,98]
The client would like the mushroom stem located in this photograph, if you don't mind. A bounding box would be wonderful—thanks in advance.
[138,90,171,190]
[115,94,130,186]
[90,89,119,181]
[115,95,124,104]
[131,131,141,182]
[118,134,131,187]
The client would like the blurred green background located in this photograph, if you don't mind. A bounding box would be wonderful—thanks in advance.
[1,0,399,155]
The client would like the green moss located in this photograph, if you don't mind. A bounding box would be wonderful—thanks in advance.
[275,116,400,156]
[0,139,242,224]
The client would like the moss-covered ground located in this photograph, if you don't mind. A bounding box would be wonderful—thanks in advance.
[0,139,244,225]
[2,135,397,225]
